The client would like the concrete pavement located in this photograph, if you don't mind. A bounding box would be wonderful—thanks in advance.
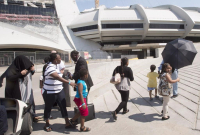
[0,45,200,135]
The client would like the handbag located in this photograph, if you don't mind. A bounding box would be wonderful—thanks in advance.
[110,67,121,84]
[158,73,172,96]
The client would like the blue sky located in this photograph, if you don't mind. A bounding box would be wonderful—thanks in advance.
[76,0,200,11]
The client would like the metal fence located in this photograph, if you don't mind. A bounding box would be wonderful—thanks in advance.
[90,50,121,59]
[0,51,69,67]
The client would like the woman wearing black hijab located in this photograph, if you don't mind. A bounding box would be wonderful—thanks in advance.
[4,55,34,100]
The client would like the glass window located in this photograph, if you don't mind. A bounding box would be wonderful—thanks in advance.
[193,25,200,29]
[71,25,98,32]
[102,23,143,29]
[149,24,184,29]
[121,23,143,28]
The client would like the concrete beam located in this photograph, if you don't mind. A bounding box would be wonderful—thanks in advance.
[155,5,195,38]
[98,6,105,42]
[131,4,150,41]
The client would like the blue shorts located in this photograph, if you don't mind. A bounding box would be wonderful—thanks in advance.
[147,87,156,91]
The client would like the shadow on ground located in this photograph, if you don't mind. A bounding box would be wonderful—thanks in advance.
[33,122,79,134]
[131,97,162,107]
[129,113,161,122]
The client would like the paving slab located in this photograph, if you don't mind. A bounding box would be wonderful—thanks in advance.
[179,83,200,96]
[179,72,200,81]
[179,79,199,90]
[178,88,199,104]
[103,90,119,111]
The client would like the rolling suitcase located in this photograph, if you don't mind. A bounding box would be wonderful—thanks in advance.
[74,103,95,123]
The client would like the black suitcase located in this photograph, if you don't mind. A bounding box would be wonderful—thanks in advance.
[74,103,95,123]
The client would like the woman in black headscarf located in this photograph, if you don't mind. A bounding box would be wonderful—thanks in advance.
[2,55,34,100]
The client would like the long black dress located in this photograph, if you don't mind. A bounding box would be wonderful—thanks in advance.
[2,55,33,100]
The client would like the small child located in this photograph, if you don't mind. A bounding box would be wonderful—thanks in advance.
[159,63,180,120]
[70,68,90,132]
[147,65,159,101]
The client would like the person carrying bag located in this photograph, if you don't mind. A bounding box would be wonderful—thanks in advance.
[111,57,134,120]
[158,63,180,120]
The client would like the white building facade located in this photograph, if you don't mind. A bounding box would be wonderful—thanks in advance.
[0,0,200,64]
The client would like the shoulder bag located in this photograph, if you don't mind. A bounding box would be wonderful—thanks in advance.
[110,67,121,84]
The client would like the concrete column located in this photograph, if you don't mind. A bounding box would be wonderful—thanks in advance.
[147,48,150,57]
[155,48,159,58]
[142,49,147,59]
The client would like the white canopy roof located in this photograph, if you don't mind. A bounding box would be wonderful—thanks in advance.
[145,9,182,21]
[70,11,98,28]
[101,9,143,21]
[185,10,200,22]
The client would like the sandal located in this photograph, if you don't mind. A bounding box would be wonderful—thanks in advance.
[33,117,42,122]
[122,109,129,114]
[112,111,117,120]
[70,119,78,126]
[43,126,52,132]
[65,125,72,129]
[162,116,170,120]
[65,119,74,129]
[80,126,91,132]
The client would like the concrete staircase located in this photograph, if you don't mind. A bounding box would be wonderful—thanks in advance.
[31,45,200,135]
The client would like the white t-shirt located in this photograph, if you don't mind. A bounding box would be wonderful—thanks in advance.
[57,60,65,71]
[43,62,63,94]
[40,75,43,81]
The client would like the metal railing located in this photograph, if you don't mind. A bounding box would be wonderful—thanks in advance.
[0,51,69,67]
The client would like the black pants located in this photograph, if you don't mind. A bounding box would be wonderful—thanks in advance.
[43,90,68,120]
[0,105,8,135]
[115,90,129,114]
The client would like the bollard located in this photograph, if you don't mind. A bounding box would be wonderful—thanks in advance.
[62,69,76,107]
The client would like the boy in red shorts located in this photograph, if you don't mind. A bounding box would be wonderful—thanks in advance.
[70,68,90,132]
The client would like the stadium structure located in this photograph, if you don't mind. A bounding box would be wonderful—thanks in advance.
[0,0,200,65]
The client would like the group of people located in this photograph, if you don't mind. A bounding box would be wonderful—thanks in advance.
[111,58,180,121]
[40,51,93,132]
[0,50,181,134]
[0,50,93,133]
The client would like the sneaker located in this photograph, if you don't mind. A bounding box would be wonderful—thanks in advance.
[171,94,178,98]
[155,96,159,99]
[150,98,153,101]
[162,116,170,120]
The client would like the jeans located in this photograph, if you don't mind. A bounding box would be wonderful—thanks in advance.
[171,69,178,95]
[162,96,170,117]
[115,90,129,114]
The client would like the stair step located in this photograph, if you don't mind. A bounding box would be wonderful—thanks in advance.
[104,90,119,111]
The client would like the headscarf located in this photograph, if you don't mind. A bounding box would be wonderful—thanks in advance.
[13,55,34,72]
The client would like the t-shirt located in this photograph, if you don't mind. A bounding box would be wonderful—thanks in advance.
[75,79,88,98]
[57,60,65,71]
[147,72,159,87]
[40,75,43,81]
[43,62,63,94]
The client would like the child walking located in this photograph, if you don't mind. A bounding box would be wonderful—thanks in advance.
[159,63,180,120]
[147,65,159,101]
[70,68,91,132]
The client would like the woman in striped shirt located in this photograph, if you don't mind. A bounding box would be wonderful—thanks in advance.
[43,53,76,132]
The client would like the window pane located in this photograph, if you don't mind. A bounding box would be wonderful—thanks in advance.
[149,24,184,29]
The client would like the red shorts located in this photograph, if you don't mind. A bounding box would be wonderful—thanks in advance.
[73,98,89,116]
